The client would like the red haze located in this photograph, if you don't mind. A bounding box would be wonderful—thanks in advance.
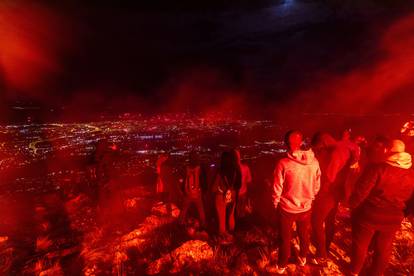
[0,2,74,97]
[286,12,414,115]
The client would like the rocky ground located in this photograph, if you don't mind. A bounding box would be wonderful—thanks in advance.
[1,181,413,275]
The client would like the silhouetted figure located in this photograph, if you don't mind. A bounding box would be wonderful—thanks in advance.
[155,153,169,195]
[350,139,414,276]
[212,149,241,242]
[156,153,175,215]
[311,132,357,264]
[178,151,207,227]
[87,138,118,204]
[235,150,252,219]
[96,139,118,183]
[340,129,362,204]
[267,130,321,274]
[366,135,390,165]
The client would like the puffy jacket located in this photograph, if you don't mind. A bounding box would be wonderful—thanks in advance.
[350,152,414,225]
[273,149,321,213]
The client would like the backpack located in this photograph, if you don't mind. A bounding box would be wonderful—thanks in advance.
[185,166,201,198]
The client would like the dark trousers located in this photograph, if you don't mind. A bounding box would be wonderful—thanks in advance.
[351,220,397,276]
[312,193,339,258]
[215,194,236,234]
[278,208,311,267]
[179,195,206,227]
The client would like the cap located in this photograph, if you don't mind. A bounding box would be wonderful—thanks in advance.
[389,139,405,153]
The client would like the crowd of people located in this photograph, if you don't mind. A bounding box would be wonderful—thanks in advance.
[155,129,414,276]
[156,148,252,239]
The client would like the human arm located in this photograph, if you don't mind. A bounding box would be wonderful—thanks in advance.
[272,161,285,209]
[314,164,321,198]
[349,165,379,209]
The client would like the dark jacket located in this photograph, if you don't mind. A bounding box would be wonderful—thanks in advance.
[315,141,356,199]
[350,159,414,226]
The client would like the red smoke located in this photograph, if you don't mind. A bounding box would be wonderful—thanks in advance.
[0,2,73,96]
[287,12,414,114]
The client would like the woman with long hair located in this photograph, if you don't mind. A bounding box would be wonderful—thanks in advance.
[212,149,242,242]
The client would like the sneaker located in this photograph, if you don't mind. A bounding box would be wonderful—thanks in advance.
[266,264,287,274]
[298,256,306,267]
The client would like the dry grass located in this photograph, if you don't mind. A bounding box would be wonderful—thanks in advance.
[3,191,414,275]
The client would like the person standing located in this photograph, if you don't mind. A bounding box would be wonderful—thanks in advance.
[311,132,357,264]
[178,151,207,228]
[268,130,321,274]
[155,153,175,215]
[235,150,253,219]
[212,149,241,242]
[155,153,169,196]
[349,139,414,276]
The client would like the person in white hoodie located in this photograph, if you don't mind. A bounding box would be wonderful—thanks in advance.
[268,130,321,274]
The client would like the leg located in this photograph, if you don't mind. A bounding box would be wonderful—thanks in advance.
[195,196,207,227]
[236,194,247,219]
[369,229,397,276]
[278,209,295,267]
[312,194,337,258]
[350,221,376,275]
[325,200,339,251]
[312,197,328,258]
[227,201,236,232]
[166,192,173,216]
[179,197,191,223]
[297,211,311,258]
[215,194,226,234]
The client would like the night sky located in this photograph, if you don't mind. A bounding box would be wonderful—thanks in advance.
[1,0,414,121]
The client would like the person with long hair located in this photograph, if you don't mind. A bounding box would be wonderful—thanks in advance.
[212,149,242,242]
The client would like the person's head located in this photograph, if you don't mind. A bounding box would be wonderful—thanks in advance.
[311,132,336,150]
[284,130,303,152]
[388,139,406,154]
[188,151,200,166]
[368,135,391,163]
[354,135,367,147]
[219,149,239,174]
[341,128,352,141]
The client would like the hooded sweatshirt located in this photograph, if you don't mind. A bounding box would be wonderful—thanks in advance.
[350,151,414,226]
[386,152,412,169]
[273,149,321,213]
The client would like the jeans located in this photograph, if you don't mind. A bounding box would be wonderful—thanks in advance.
[312,192,339,258]
[179,195,206,227]
[278,208,311,267]
[351,219,398,276]
[215,194,236,234]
